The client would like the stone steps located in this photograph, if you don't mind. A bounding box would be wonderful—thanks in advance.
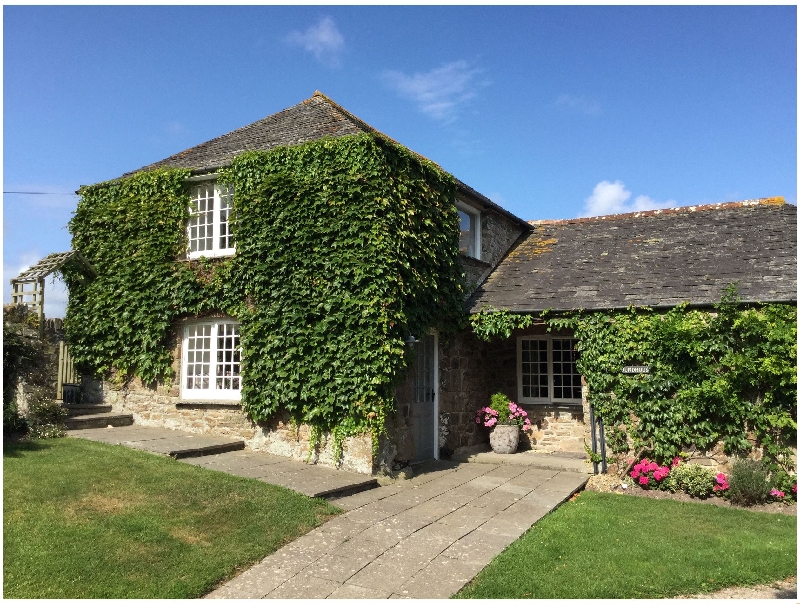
[63,404,112,417]
[64,412,134,430]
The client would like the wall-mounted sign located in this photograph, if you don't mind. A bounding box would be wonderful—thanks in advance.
[622,365,650,374]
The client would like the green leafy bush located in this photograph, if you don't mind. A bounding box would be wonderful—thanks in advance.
[3,306,65,438]
[727,459,772,506]
[662,462,716,498]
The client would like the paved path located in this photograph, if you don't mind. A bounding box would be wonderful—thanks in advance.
[70,425,589,598]
[69,426,377,498]
[207,460,588,599]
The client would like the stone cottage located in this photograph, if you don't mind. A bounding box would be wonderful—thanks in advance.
[73,92,797,474]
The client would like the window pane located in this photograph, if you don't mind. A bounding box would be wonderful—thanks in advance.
[458,208,477,257]
[552,338,582,400]
[188,184,214,253]
[215,322,241,391]
[521,338,547,399]
[218,184,234,250]
[185,324,212,390]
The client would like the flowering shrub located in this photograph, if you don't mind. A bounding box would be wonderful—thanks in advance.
[661,461,716,498]
[629,458,670,489]
[476,393,532,430]
[770,488,785,500]
[714,473,729,493]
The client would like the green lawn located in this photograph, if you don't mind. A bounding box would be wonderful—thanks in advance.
[3,437,339,598]
[456,490,796,599]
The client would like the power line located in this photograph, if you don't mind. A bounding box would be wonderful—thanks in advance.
[3,191,78,195]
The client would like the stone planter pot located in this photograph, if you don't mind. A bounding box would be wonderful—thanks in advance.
[489,424,519,454]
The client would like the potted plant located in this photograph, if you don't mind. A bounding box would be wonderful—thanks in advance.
[476,393,532,454]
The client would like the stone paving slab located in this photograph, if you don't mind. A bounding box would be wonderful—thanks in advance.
[69,424,378,499]
[205,459,589,599]
[453,445,593,474]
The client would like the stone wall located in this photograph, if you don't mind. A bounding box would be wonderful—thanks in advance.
[90,322,375,475]
[460,206,525,294]
[437,330,493,453]
[438,323,592,457]
[480,210,525,272]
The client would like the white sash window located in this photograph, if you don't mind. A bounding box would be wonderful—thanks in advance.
[518,336,583,403]
[182,320,241,400]
[187,181,234,259]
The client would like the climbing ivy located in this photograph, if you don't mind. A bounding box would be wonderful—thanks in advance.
[468,306,534,340]
[472,288,797,472]
[65,133,465,458]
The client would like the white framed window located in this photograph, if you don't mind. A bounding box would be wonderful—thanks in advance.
[187,180,235,259]
[181,320,242,400]
[518,336,583,404]
[456,201,481,260]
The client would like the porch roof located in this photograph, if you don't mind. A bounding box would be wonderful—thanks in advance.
[468,198,797,313]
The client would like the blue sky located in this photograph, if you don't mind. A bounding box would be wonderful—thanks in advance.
[4,5,796,317]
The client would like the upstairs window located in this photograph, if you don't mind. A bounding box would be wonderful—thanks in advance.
[518,336,583,404]
[182,320,241,400]
[187,181,234,259]
[456,202,481,260]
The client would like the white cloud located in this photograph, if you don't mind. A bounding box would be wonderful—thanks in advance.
[581,180,676,217]
[382,61,483,122]
[285,17,345,67]
[555,94,602,116]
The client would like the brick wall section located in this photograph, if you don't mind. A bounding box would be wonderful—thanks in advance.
[87,323,375,475]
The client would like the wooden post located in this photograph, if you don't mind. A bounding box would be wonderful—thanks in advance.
[37,278,45,339]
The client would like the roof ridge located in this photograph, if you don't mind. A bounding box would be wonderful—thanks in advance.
[527,197,787,225]
[309,90,378,135]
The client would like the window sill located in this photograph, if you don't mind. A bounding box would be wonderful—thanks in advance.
[176,401,241,409]
[187,249,236,261]
[519,401,583,411]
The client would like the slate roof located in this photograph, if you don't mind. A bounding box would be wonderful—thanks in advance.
[125,91,528,228]
[468,198,797,313]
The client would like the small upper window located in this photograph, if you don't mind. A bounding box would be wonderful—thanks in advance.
[456,202,481,260]
[187,182,234,259]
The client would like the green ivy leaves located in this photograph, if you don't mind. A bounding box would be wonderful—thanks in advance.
[66,134,466,458]
[546,291,797,471]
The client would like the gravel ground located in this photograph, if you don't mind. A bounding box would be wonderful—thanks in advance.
[676,577,797,599]
[585,474,797,599]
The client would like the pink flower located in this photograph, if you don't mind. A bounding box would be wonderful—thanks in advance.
[672,456,681,467]
[647,462,659,473]
[639,476,649,486]
[771,489,785,498]
[485,417,497,428]
[631,469,640,479]
[793,485,797,494]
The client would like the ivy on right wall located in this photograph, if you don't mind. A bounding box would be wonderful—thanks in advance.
[546,286,797,474]
[472,285,797,474]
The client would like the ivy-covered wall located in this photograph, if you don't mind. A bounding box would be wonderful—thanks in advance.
[471,291,797,473]
[65,133,466,459]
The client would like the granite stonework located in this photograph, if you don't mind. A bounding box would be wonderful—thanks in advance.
[460,209,525,294]
[436,324,591,458]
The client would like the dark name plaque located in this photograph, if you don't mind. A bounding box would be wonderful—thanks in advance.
[622,365,650,374]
